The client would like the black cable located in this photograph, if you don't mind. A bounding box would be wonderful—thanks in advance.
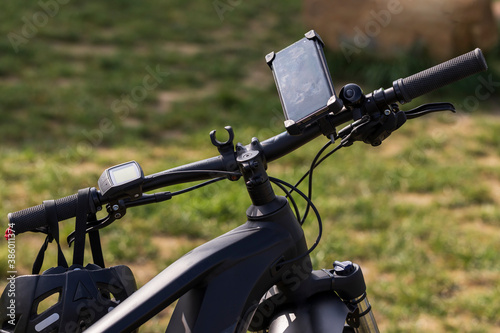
[312,143,345,170]
[292,140,344,192]
[152,169,241,197]
[299,142,344,224]
[292,140,333,192]
[271,179,301,222]
[170,177,228,196]
[269,177,322,266]
[157,169,241,178]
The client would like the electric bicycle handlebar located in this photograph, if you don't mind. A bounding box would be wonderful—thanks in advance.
[7,49,488,235]
[386,48,487,104]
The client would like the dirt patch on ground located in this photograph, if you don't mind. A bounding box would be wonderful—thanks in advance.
[162,42,202,56]
[52,42,118,57]
[156,83,217,113]
[391,192,436,206]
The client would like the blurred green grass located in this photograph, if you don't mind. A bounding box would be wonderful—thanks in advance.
[1,1,500,332]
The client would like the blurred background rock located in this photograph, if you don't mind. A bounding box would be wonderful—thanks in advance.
[304,0,499,61]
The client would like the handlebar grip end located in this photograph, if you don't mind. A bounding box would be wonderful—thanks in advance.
[473,48,488,72]
[7,193,79,235]
[8,204,47,235]
[392,48,489,104]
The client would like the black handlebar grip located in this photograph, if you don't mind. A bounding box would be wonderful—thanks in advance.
[393,48,488,103]
[8,193,79,234]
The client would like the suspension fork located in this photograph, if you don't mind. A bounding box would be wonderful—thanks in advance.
[249,261,379,333]
[328,261,379,333]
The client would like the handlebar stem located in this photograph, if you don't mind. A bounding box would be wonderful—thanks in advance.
[237,139,276,206]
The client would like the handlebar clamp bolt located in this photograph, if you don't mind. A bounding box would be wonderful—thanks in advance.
[333,260,356,276]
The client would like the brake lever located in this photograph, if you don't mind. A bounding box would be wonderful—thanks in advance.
[67,214,117,246]
[339,102,454,147]
[404,102,455,119]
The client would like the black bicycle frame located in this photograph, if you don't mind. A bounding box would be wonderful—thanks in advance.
[86,198,350,332]
[85,135,359,333]
[7,47,487,332]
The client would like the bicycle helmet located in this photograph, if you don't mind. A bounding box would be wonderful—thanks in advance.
[0,264,136,333]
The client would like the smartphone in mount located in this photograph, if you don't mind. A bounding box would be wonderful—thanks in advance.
[266,30,342,135]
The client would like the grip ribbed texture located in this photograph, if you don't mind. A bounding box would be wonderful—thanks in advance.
[8,204,46,234]
[8,193,79,234]
[54,193,79,221]
[395,48,488,103]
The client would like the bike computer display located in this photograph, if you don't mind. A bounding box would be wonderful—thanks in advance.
[98,161,144,201]
[266,30,341,135]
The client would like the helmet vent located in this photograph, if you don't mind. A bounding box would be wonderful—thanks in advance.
[35,291,61,315]
[98,285,118,303]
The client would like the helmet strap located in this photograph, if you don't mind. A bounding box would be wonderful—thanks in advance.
[32,199,69,274]
[88,220,105,268]
[32,188,106,274]
[72,188,106,268]
[72,188,90,266]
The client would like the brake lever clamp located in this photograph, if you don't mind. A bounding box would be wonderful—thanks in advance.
[342,102,455,147]
[338,106,407,147]
[363,107,407,146]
